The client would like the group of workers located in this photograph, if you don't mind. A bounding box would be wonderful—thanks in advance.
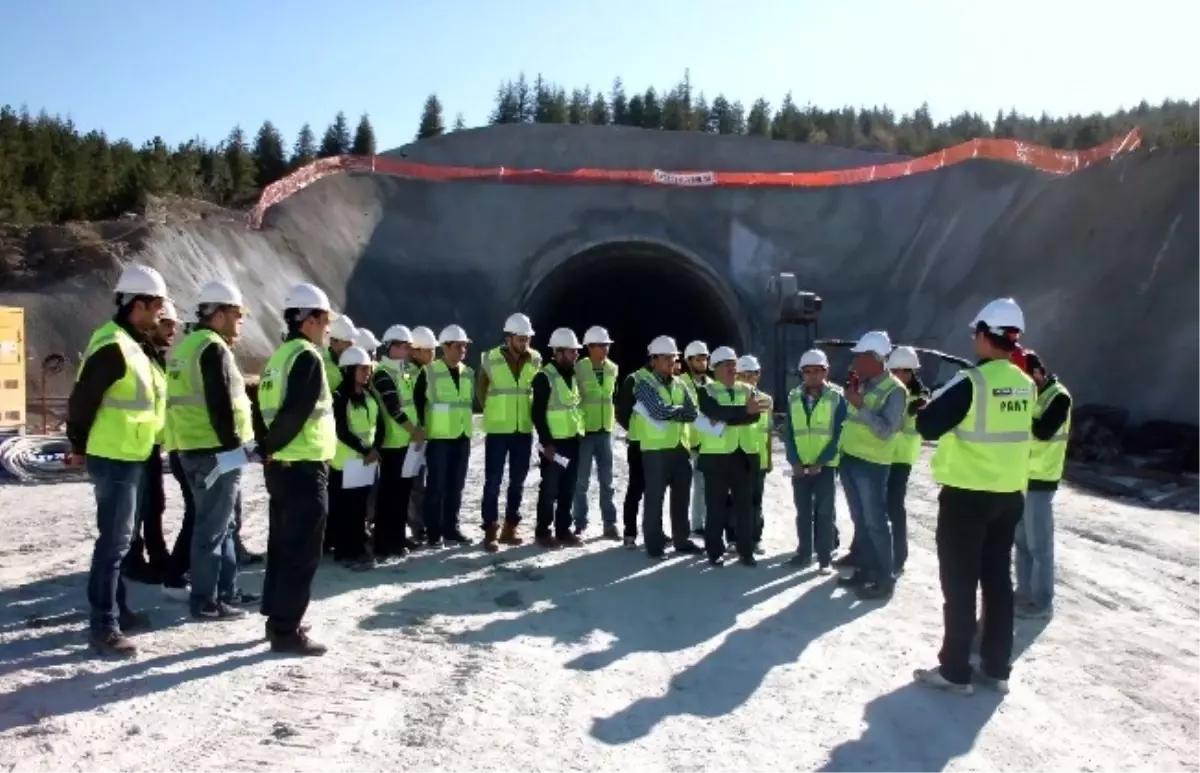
[67,264,1070,698]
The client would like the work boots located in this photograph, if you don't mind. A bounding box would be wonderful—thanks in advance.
[498,522,524,546]
[483,524,500,553]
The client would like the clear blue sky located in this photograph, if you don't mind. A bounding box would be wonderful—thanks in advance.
[2,0,1196,152]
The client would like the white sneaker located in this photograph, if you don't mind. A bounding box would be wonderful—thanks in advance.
[913,667,974,695]
[972,667,1010,695]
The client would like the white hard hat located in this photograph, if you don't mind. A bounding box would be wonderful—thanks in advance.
[438,324,471,345]
[354,327,382,351]
[684,340,710,358]
[284,283,334,314]
[850,331,892,357]
[114,264,168,298]
[736,355,761,373]
[411,326,438,349]
[338,346,373,368]
[799,349,829,369]
[180,306,198,326]
[710,346,737,366]
[503,313,535,337]
[328,315,357,342]
[886,345,921,370]
[971,297,1026,334]
[548,328,581,349]
[196,279,246,309]
[159,299,179,322]
[648,335,679,356]
[582,326,614,346]
[382,324,413,344]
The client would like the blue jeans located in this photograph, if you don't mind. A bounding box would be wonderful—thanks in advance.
[840,455,893,584]
[424,437,471,539]
[1015,488,1056,609]
[482,432,532,525]
[792,466,837,564]
[179,453,241,610]
[887,463,912,572]
[572,432,617,529]
[86,456,144,634]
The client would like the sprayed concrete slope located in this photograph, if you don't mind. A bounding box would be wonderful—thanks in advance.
[6,124,1196,423]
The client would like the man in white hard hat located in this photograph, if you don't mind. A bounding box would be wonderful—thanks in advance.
[476,313,541,550]
[325,315,358,392]
[735,354,772,554]
[167,278,259,620]
[631,335,703,558]
[694,347,767,566]
[256,282,338,655]
[783,349,847,572]
[66,263,169,656]
[912,297,1034,696]
[404,326,439,541]
[371,325,423,558]
[529,328,587,548]
[412,324,475,547]
[571,325,620,540]
[354,328,382,360]
[836,330,907,601]
[1014,349,1071,620]
[681,340,711,536]
[885,345,929,578]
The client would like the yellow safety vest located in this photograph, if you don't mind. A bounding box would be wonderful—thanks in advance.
[752,391,773,469]
[151,358,167,448]
[625,368,652,443]
[324,348,342,392]
[332,393,380,470]
[423,359,474,440]
[894,392,923,465]
[788,384,844,467]
[76,320,159,462]
[481,346,541,434]
[840,374,905,465]
[697,381,763,456]
[374,359,415,448]
[632,371,687,452]
[931,359,1034,493]
[575,358,618,433]
[541,364,585,440]
[166,328,255,452]
[680,372,706,449]
[1029,380,1071,482]
[258,338,337,462]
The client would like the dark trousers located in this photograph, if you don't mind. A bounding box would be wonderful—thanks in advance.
[408,474,426,536]
[423,437,471,541]
[535,439,580,538]
[376,447,416,556]
[888,463,912,572]
[328,468,370,561]
[262,461,329,635]
[792,465,837,564]
[701,453,756,560]
[166,450,195,581]
[86,456,142,634]
[482,432,533,526]
[641,446,692,554]
[752,469,766,543]
[622,441,645,538]
[126,447,170,570]
[936,485,1024,684]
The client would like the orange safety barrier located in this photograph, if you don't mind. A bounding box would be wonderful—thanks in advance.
[248,128,1142,228]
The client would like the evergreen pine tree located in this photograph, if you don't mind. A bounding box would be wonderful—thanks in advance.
[351,114,377,155]
[417,94,445,140]
[318,112,351,158]
[252,121,288,188]
[291,124,317,168]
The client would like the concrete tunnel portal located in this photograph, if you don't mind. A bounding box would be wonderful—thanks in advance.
[522,240,746,376]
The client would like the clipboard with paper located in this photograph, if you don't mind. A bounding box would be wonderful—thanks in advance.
[401,443,426,478]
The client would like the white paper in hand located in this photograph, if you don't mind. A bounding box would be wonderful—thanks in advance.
[342,458,378,489]
[633,402,668,432]
[203,447,250,489]
[401,443,426,478]
[694,414,726,437]
[534,444,571,468]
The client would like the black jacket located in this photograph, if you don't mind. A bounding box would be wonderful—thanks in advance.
[255,333,325,457]
[371,365,411,427]
[615,369,642,432]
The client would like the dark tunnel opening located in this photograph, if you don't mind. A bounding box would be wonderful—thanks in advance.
[523,242,744,377]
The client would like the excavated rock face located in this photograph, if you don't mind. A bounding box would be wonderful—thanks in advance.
[2,125,1196,426]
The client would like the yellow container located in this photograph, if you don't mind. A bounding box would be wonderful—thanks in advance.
[0,307,25,433]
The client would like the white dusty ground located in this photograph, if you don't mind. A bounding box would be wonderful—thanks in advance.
[0,434,1197,772]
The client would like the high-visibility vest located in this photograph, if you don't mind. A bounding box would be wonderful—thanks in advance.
[893,392,923,465]
[680,372,706,450]
[332,393,380,470]
[481,346,540,434]
[258,338,337,462]
[841,374,905,465]
[423,359,474,440]
[374,359,415,448]
[575,359,618,432]
[931,359,1035,493]
[697,381,763,456]
[625,368,652,443]
[1029,380,1071,482]
[632,371,687,452]
[75,320,159,462]
[541,364,584,440]
[752,391,773,469]
[166,328,255,451]
[788,384,844,467]
[151,358,167,448]
[324,348,342,392]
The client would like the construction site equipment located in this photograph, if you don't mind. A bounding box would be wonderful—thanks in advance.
[767,273,823,405]
[0,307,26,435]
[0,435,84,483]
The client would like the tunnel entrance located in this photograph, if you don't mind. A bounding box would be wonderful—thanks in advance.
[523,241,744,376]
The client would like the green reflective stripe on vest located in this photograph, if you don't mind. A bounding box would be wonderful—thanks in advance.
[482,346,540,434]
[259,338,337,462]
[788,384,843,467]
[542,365,585,440]
[1029,380,1071,482]
[575,359,618,432]
[332,395,380,470]
[633,375,686,451]
[424,359,474,439]
[931,360,1035,493]
[375,360,414,448]
[840,375,903,465]
[166,328,255,451]
[894,393,923,465]
[77,321,158,461]
[698,382,763,455]
[324,348,342,392]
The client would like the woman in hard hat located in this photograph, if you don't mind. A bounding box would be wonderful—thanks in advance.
[884,345,929,578]
[328,346,384,570]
